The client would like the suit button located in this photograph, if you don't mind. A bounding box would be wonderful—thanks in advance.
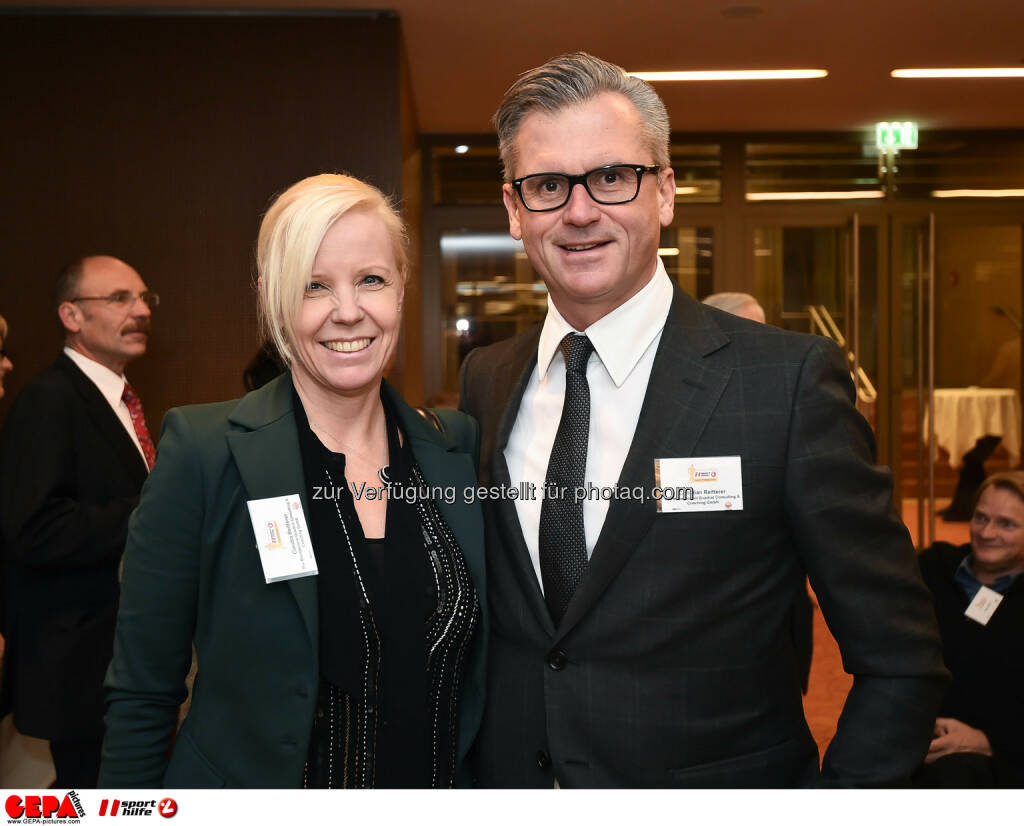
[536,750,551,770]
[547,649,567,671]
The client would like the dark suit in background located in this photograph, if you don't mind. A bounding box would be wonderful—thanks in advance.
[0,354,147,782]
[462,290,948,786]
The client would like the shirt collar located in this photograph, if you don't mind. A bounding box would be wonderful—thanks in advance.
[536,258,673,387]
[955,552,1021,597]
[64,346,127,408]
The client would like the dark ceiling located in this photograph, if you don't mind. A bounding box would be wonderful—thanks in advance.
[5,0,1024,134]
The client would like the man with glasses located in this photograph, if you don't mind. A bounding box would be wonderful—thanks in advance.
[0,255,156,787]
[459,53,948,787]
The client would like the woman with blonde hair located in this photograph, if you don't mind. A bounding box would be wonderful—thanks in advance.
[100,174,486,788]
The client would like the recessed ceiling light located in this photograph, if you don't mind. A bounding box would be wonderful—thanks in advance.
[675,186,700,195]
[746,190,884,201]
[931,189,1024,198]
[657,247,680,256]
[630,69,827,81]
[454,144,470,154]
[892,68,1024,78]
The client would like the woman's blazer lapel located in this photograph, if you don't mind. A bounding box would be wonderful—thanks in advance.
[383,381,485,598]
[383,381,487,769]
[224,373,318,659]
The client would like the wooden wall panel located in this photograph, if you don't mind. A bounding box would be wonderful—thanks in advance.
[0,12,403,429]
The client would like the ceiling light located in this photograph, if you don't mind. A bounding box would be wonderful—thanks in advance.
[892,68,1024,78]
[931,189,1024,198]
[441,234,524,254]
[630,69,827,81]
[454,144,470,154]
[658,248,680,256]
[746,190,885,201]
[675,186,700,196]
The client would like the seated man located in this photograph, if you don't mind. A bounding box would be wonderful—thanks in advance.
[916,471,1024,787]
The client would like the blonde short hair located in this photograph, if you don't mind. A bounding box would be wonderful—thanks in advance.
[257,173,407,365]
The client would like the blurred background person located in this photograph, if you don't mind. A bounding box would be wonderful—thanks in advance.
[100,173,486,788]
[0,257,155,789]
[242,339,286,391]
[0,313,12,401]
[702,291,766,324]
[703,291,813,694]
[915,471,1024,787]
[0,312,12,659]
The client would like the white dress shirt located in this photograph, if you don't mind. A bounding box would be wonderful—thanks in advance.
[64,346,148,465]
[504,259,673,591]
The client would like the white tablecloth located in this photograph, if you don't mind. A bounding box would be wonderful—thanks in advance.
[925,387,1022,469]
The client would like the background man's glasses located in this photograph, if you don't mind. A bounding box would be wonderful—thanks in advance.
[70,290,160,310]
[512,164,661,212]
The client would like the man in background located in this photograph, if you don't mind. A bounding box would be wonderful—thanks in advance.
[0,256,156,787]
[702,291,766,324]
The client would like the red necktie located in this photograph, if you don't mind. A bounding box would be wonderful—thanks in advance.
[122,383,156,470]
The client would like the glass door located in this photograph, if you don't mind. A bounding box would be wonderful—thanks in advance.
[750,216,881,435]
[895,213,1024,548]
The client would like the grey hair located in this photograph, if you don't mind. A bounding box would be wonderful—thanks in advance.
[702,292,763,315]
[494,52,670,181]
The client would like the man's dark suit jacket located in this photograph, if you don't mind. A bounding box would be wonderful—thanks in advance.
[459,286,948,788]
[0,353,148,740]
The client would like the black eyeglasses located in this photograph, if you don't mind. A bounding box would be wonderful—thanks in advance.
[512,164,661,212]
[70,290,160,310]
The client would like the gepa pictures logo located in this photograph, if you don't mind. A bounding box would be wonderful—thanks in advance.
[5,791,85,822]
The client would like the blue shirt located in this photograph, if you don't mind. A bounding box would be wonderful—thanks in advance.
[954,554,1020,603]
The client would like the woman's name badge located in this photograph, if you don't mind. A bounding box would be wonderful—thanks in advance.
[246,494,319,583]
[653,456,743,514]
[964,585,1003,626]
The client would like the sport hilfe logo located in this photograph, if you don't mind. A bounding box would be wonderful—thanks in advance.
[265,520,283,549]
[687,465,719,483]
[5,792,85,820]
[98,799,177,818]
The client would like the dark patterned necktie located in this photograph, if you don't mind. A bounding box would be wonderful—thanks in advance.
[539,333,594,624]
[122,382,156,470]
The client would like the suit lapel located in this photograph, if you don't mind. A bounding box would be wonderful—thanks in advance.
[225,374,318,652]
[490,328,557,634]
[57,354,149,485]
[556,288,733,638]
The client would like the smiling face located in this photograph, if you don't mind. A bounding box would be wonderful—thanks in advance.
[288,207,405,401]
[502,92,675,330]
[59,256,151,375]
[970,484,1024,582]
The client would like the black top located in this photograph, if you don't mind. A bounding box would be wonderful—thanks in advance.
[919,541,1024,786]
[293,391,478,788]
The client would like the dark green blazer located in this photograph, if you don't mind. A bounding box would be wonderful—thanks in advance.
[99,373,486,788]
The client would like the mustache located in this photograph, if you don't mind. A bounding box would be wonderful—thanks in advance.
[122,319,151,335]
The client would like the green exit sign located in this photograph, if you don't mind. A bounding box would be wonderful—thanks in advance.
[876,121,919,150]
